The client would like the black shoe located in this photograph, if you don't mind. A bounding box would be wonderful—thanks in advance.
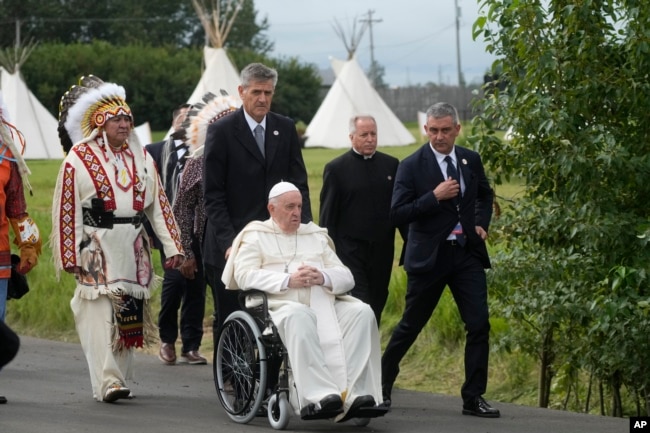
[300,394,343,420]
[462,396,500,418]
[0,396,7,404]
[337,395,377,423]
[382,384,392,408]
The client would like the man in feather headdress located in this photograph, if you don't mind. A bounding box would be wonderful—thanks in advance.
[0,90,42,405]
[51,76,184,403]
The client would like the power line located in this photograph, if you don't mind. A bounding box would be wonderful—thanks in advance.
[0,16,184,24]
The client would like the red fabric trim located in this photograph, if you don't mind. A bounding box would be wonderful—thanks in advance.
[60,163,77,269]
[157,177,183,252]
[73,144,117,211]
[133,173,145,211]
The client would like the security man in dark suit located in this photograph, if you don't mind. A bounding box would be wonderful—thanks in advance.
[202,63,311,336]
[319,115,401,325]
[381,102,500,418]
[146,104,207,366]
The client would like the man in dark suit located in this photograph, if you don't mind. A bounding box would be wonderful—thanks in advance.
[381,102,499,418]
[146,104,207,366]
[203,62,311,335]
[319,115,401,325]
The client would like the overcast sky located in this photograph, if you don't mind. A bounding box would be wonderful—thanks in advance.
[254,0,495,87]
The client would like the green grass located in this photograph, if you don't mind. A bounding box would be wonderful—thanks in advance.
[6,127,537,407]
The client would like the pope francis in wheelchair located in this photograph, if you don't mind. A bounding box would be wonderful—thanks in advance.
[219,181,388,429]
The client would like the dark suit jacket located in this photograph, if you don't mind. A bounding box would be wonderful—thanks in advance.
[391,143,493,274]
[202,107,311,267]
[320,149,399,245]
[146,138,176,199]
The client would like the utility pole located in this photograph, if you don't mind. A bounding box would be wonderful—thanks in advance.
[359,9,382,88]
[454,0,465,88]
[15,19,21,48]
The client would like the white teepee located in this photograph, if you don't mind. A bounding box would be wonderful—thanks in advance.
[164,1,242,139]
[186,46,240,104]
[0,67,63,159]
[134,121,152,146]
[305,19,414,148]
[304,56,415,148]
[418,110,427,140]
[187,0,242,103]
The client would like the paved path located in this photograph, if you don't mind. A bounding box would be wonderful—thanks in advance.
[0,337,628,433]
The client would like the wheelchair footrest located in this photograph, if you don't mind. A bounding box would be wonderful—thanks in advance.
[354,405,390,418]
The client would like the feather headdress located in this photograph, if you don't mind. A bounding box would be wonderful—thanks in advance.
[58,75,133,154]
[182,90,240,156]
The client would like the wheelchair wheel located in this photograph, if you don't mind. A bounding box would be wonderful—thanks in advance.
[267,392,291,430]
[214,310,268,424]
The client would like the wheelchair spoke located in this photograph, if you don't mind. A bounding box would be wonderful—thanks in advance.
[214,311,270,424]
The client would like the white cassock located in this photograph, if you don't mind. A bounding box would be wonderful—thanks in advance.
[222,219,382,414]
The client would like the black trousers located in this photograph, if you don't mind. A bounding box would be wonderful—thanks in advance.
[0,320,20,368]
[204,262,240,338]
[336,235,394,325]
[158,244,206,353]
[381,242,490,405]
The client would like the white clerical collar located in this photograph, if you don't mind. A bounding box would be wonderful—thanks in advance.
[352,148,375,160]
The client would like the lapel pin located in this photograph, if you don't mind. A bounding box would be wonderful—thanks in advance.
[462,158,468,165]
[273,130,279,136]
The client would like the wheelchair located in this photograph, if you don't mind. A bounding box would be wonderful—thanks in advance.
[212,289,378,430]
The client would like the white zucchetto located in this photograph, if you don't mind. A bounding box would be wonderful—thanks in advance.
[268,181,299,199]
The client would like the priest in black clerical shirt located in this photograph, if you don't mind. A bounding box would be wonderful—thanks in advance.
[319,115,404,326]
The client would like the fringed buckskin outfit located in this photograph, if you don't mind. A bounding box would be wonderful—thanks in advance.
[51,76,183,402]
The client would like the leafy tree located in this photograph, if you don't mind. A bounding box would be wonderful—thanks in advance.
[223,0,273,54]
[186,0,272,53]
[21,41,202,130]
[0,0,273,52]
[10,0,317,129]
[0,0,199,47]
[20,41,321,131]
[471,0,650,416]
[368,60,388,90]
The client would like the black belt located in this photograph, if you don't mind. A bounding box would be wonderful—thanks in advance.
[83,208,146,229]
